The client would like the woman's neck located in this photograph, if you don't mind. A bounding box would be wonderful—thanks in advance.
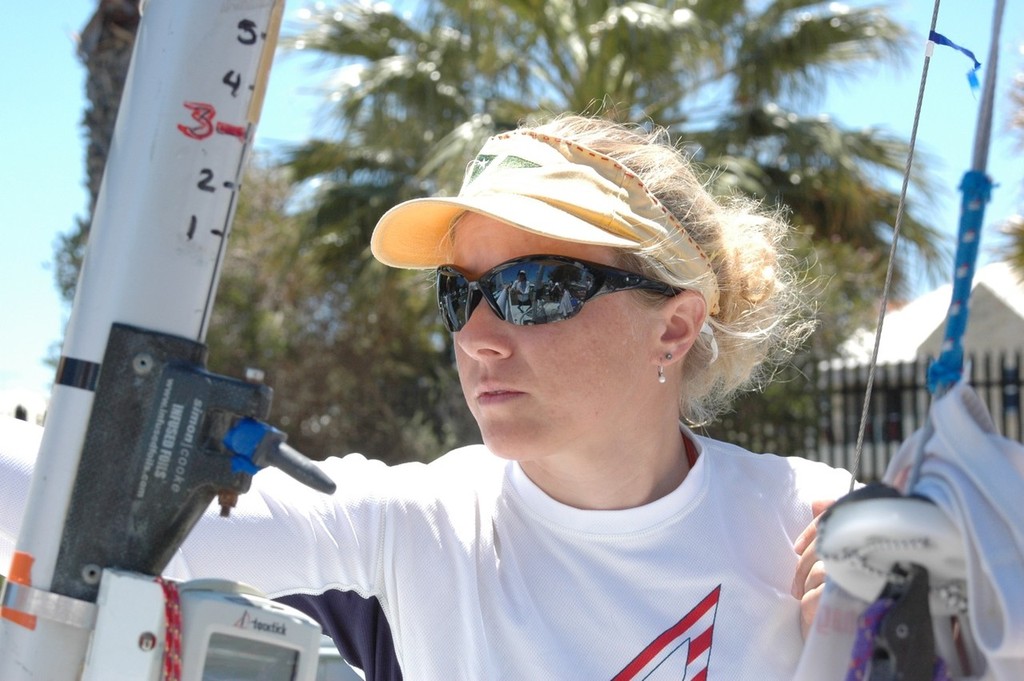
[517,424,693,510]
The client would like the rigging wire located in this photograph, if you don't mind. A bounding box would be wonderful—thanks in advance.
[849,0,944,490]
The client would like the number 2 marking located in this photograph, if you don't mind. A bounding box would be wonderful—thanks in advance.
[198,169,216,192]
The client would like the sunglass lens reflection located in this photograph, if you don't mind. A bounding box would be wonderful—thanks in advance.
[481,261,594,327]
[441,274,471,332]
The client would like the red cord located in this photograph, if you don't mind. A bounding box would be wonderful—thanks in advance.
[156,577,182,681]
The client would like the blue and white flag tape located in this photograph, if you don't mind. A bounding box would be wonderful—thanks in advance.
[929,30,982,92]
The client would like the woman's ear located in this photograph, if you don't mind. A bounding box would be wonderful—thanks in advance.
[658,290,707,363]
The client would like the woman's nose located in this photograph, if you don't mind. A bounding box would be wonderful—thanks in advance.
[454,297,513,359]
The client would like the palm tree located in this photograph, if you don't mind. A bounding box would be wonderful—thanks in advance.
[55,0,141,301]
[288,0,942,335]
[267,0,954,459]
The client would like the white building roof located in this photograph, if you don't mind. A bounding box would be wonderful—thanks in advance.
[839,261,1024,365]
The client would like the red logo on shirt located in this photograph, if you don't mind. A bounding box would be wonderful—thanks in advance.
[611,585,720,680]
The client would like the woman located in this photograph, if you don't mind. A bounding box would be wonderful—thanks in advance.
[3,115,850,679]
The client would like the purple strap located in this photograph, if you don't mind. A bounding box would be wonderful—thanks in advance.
[844,598,952,681]
[845,598,893,680]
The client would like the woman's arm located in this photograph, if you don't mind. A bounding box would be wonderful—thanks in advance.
[1,416,389,602]
[168,454,391,599]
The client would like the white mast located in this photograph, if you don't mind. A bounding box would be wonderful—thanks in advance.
[0,1,284,677]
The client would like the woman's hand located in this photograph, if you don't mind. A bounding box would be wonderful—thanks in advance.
[792,499,835,639]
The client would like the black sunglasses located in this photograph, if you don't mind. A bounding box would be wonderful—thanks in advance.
[436,254,679,332]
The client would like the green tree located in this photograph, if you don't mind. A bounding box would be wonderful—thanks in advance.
[55,0,141,302]
[277,0,945,457]
[207,160,478,462]
[288,1,943,338]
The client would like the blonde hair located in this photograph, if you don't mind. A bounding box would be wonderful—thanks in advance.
[524,114,815,425]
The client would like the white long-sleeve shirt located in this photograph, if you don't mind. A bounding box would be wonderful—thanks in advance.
[1,420,852,679]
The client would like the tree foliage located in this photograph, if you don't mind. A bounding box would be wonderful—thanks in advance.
[206,160,478,462]
[65,0,957,463]
[287,0,944,341]
[264,0,949,458]
[56,1,141,303]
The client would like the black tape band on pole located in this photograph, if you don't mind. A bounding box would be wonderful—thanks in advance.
[56,357,101,392]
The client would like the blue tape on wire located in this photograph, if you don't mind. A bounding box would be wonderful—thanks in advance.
[927,170,994,393]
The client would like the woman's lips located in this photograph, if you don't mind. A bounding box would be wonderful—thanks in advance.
[475,387,525,405]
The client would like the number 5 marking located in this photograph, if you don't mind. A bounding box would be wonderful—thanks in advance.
[237,19,258,45]
[177,101,216,140]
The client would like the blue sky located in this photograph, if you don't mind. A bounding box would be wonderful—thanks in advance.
[2,0,1022,403]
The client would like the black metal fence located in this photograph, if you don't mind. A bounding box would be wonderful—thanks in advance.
[814,352,1023,480]
[703,352,1023,481]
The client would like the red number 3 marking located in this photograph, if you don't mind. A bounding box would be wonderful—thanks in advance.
[177,101,216,140]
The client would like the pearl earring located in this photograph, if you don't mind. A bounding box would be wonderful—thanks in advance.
[658,353,673,384]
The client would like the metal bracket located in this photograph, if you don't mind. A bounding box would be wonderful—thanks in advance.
[51,323,273,602]
[869,564,937,681]
[1,581,97,630]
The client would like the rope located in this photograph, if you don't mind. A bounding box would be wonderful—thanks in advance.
[909,0,1005,488]
[925,171,993,394]
[849,0,943,490]
[845,598,892,680]
[924,0,1005,397]
[156,577,183,681]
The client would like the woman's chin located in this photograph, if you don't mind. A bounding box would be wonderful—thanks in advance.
[478,426,544,462]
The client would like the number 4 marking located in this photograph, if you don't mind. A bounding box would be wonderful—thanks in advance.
[223,70,241,97]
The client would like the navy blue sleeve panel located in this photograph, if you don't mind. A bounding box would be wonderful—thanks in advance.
[276,589,403,681]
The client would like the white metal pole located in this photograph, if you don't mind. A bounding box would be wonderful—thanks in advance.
[0,0,284,677]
